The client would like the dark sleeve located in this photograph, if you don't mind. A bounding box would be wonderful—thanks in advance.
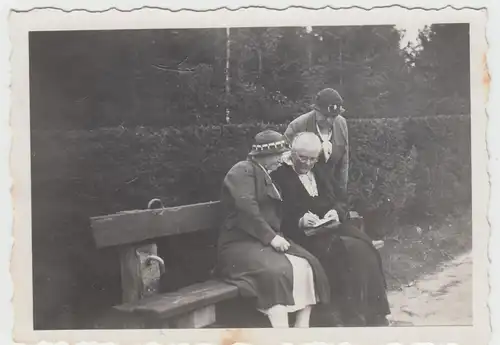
[224,164,277,245]
[280,190,305,233]
[315,167,349,222]
[271,168,307,240]
[338,117,349,195]
[333,200,348,223]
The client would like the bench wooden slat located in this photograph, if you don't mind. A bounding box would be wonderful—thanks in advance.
[90,201,221,248]
[114,280,239,319]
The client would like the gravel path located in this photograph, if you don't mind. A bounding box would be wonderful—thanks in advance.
[387,251,472,326]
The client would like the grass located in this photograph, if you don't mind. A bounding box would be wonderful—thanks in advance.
[380,208,472,291]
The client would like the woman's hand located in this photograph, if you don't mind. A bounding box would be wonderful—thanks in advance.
[299,211,321,228]
[270,235,291,252]
[324,209,340,222]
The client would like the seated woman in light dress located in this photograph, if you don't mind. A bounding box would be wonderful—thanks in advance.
[216,130,331,328]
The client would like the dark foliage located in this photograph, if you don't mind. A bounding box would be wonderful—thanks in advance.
[29,25,470,129]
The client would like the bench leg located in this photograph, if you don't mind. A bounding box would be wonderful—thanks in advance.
[146,316,172,329]
[172,305,216,328]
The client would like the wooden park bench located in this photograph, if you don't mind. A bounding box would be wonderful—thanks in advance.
[90,198,366,329]
[90,199,239,329]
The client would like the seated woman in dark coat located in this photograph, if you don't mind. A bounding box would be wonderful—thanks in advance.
[270,132,391,326]
[216,130,331,328]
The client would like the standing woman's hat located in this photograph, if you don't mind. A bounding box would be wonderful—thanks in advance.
[314,88,345,115]
[248,130,290,156]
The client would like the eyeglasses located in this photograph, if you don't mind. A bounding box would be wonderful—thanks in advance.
[327,104,345,114]
[294,153,318,164]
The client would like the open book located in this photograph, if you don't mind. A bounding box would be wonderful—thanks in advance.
[304,213,341,236]
[311,216,340,229]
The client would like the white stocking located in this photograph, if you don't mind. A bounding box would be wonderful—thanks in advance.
[266,306,290,328]
[294,306,312,328]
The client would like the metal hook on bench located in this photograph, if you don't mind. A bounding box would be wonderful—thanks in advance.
[144,255,166,275]
[148,198,165,209]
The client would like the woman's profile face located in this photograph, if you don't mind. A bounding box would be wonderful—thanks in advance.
[257,152,286,172]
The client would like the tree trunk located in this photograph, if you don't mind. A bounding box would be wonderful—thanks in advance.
[225,27,231,123]
[257,48,263,78]
[307,31,313,69]
[339,39,343,85]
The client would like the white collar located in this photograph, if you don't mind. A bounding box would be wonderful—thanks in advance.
[282,154,293,167]
[316,122,333,140]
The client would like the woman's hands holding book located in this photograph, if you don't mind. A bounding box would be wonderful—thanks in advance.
[299,211,321,228]
[323,209,340,222]
[299,209,340,229]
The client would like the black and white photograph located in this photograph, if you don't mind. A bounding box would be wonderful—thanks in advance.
[9,5,490,345]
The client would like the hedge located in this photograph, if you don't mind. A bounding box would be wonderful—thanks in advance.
[30,115,470,329]
[403,116,471,219]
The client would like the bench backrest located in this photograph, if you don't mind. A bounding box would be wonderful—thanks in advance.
[90,200,222,249]
[90,200,223,304]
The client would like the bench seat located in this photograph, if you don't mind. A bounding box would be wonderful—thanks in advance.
[113,279,239,328]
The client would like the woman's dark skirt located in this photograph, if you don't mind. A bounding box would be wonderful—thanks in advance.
[216,238,331,311]
[303,221,391,325]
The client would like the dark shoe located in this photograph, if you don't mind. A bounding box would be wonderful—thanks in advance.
[342,314,366,327]
[311,306,344,327]
[324,310,344,327]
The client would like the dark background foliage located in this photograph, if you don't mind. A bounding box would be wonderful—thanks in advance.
[30,24,469,129]
[29,24,471,329]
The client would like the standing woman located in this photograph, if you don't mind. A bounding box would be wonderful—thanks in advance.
[285,88,349,199]
[216,130,331,328]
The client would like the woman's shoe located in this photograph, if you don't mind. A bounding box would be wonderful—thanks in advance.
[341,314,366,327]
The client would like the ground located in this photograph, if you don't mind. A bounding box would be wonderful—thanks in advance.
[388,251,472,326]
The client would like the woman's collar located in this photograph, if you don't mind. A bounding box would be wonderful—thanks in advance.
[282,152,293,167]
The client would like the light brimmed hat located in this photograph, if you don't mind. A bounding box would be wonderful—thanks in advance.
[248,130,290,157]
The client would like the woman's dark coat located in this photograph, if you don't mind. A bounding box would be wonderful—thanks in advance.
[271,163,390,324]
[216,159,331,310]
